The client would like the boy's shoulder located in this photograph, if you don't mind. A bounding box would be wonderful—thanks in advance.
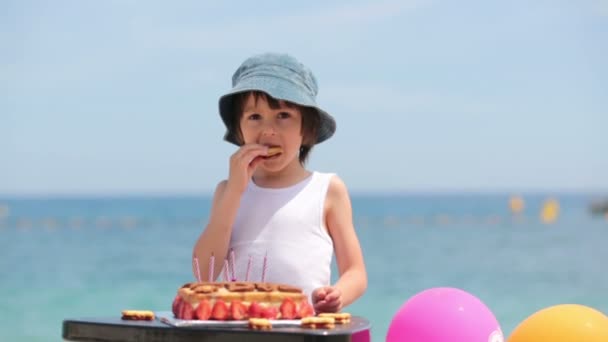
[312,170,339,180]
[210,180,230,199]
[309,170,346,186]
[215,179,229,191]
[313,171,343,182]
[315,172,350,201]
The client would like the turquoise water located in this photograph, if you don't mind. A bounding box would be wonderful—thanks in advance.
[1,193,607,341]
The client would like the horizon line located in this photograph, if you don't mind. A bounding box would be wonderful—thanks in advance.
[1,188,607,199]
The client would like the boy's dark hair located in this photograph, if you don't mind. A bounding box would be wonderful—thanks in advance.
[229,91,320,164]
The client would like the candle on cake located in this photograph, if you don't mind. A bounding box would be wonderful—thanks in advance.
[229,248,236,282]
[193,256,202,282]
[223,259,229,282]
[261,252,268,282]
[208,253,215,282]
[245,255,252,281]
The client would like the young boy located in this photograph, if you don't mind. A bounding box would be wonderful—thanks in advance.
[193,53,367,313]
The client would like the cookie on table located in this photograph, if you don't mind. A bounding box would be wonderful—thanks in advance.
[301,316,335,329]
[248,317,272,330]
[318,312,351,324]
[121,310,155,321]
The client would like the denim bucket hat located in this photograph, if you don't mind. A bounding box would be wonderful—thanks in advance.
[219,53,336,145]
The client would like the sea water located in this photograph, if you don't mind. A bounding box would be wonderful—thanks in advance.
[1,193,607,341]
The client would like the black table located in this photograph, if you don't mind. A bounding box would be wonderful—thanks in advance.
[62,315,372,342]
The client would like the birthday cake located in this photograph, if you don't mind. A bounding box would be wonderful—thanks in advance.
[172,281,315,320]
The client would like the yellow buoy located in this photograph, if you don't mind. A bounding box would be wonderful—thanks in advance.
[509,196,525,215]
[540,198,559,224]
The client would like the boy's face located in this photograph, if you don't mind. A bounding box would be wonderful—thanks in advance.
[239,93,303,170]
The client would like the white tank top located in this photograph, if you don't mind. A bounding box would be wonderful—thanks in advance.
[226,171,334,299]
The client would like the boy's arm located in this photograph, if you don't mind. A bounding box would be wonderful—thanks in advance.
[193,143,269,281]
[325,175,367,308]
[192,180,241,281]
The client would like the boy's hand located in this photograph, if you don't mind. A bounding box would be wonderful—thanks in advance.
[226,144,268,194]
[311,286,343,313]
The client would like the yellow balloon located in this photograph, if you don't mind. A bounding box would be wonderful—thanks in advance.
[508,304,608,342]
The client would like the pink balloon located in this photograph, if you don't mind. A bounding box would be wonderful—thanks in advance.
[386,287,504,342]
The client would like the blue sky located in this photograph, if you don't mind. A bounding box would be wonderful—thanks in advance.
[2,0,607,195]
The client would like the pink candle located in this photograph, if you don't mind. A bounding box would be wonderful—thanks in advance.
[229,249,236,281]
[261,252,268,282]
[223,259,229,282]
[245,255,252,281]
[208,253,215,282]
[193,256,202,282]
